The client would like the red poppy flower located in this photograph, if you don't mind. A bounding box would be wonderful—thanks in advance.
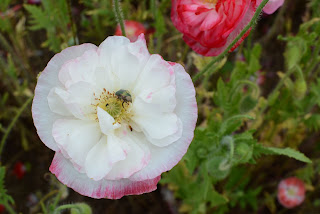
[171,0,257,56]
[277,177,305,209]
[13,162,27,179]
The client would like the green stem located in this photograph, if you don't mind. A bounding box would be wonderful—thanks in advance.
[67,0,78,45]
[53,204,80,214]
[192,0,270,82]
[113,0,126,37]
[256,67,295,118]
[2,201,16,214]
[230,80,260,101]
[0,97,32,159]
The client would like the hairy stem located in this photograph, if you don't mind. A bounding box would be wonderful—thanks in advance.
[113,0,126,37]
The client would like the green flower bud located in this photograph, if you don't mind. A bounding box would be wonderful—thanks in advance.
[293,79,307,100]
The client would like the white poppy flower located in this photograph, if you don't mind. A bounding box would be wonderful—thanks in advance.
[32,34,197,199]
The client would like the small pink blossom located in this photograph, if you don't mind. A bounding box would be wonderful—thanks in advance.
[277,177,305,208]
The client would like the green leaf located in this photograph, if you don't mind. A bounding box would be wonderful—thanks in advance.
[24,4,52,31]
[253,144,312,163]
[219,115,254,136]
[0,167,14,205]
[207,190,229,207]
[71,203,92,214]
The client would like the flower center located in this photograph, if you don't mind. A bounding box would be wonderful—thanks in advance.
[93,88,132,124]
[200,0,218,7]
[287,187,297,196]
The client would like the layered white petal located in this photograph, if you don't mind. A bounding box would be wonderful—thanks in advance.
[47,88,72,116]
[85,135,127,181]
[105,131,150,180]
[32,43,97,151]
[132,97,178,140]
[130,63,197,181]
[58,49,99,88]
[146,118,183,147]
[133,54,174,96]
[52,119,101,167]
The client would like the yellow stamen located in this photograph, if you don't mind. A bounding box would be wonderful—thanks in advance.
[92,89,132,124]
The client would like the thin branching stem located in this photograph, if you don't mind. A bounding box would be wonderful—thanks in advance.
[0,97,32,159]
[192,0,270,82]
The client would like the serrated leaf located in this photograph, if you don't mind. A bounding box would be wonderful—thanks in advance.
[253,144,312,163]
[24,4,51,31]
[208,190,229,207]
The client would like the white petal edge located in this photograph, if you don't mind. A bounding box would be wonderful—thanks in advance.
[32,43,97,151]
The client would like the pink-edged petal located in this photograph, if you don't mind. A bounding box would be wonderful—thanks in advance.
[105,131,150,180]
[85,135,127,181]
[50,152,160,199]
[130,63,197,181]
[97,107,121,135]
[32,43,97,151]
[127,34,150,65]
[47,87,72,116]
[52,119,101,167]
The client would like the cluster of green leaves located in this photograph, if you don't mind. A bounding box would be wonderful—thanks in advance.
[0,167,14,209]
[24,0,73,52]
[161,21,316,212]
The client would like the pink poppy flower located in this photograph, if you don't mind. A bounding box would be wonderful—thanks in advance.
[115,21,147,42]
[277,177,305,208]
[258,0,284,14]
[32,34,197,199]
[171,0,257,56]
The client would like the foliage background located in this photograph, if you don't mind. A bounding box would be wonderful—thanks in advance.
[0,0,319,213]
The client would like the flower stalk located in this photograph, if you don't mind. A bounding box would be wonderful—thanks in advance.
[0,97,32,160]
[113,0,126,37]
[192,0,270,82]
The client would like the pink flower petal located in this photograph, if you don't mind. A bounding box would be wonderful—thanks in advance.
[50,152,160,199]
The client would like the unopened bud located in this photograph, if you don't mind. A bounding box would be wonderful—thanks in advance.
[293,79,307,100]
